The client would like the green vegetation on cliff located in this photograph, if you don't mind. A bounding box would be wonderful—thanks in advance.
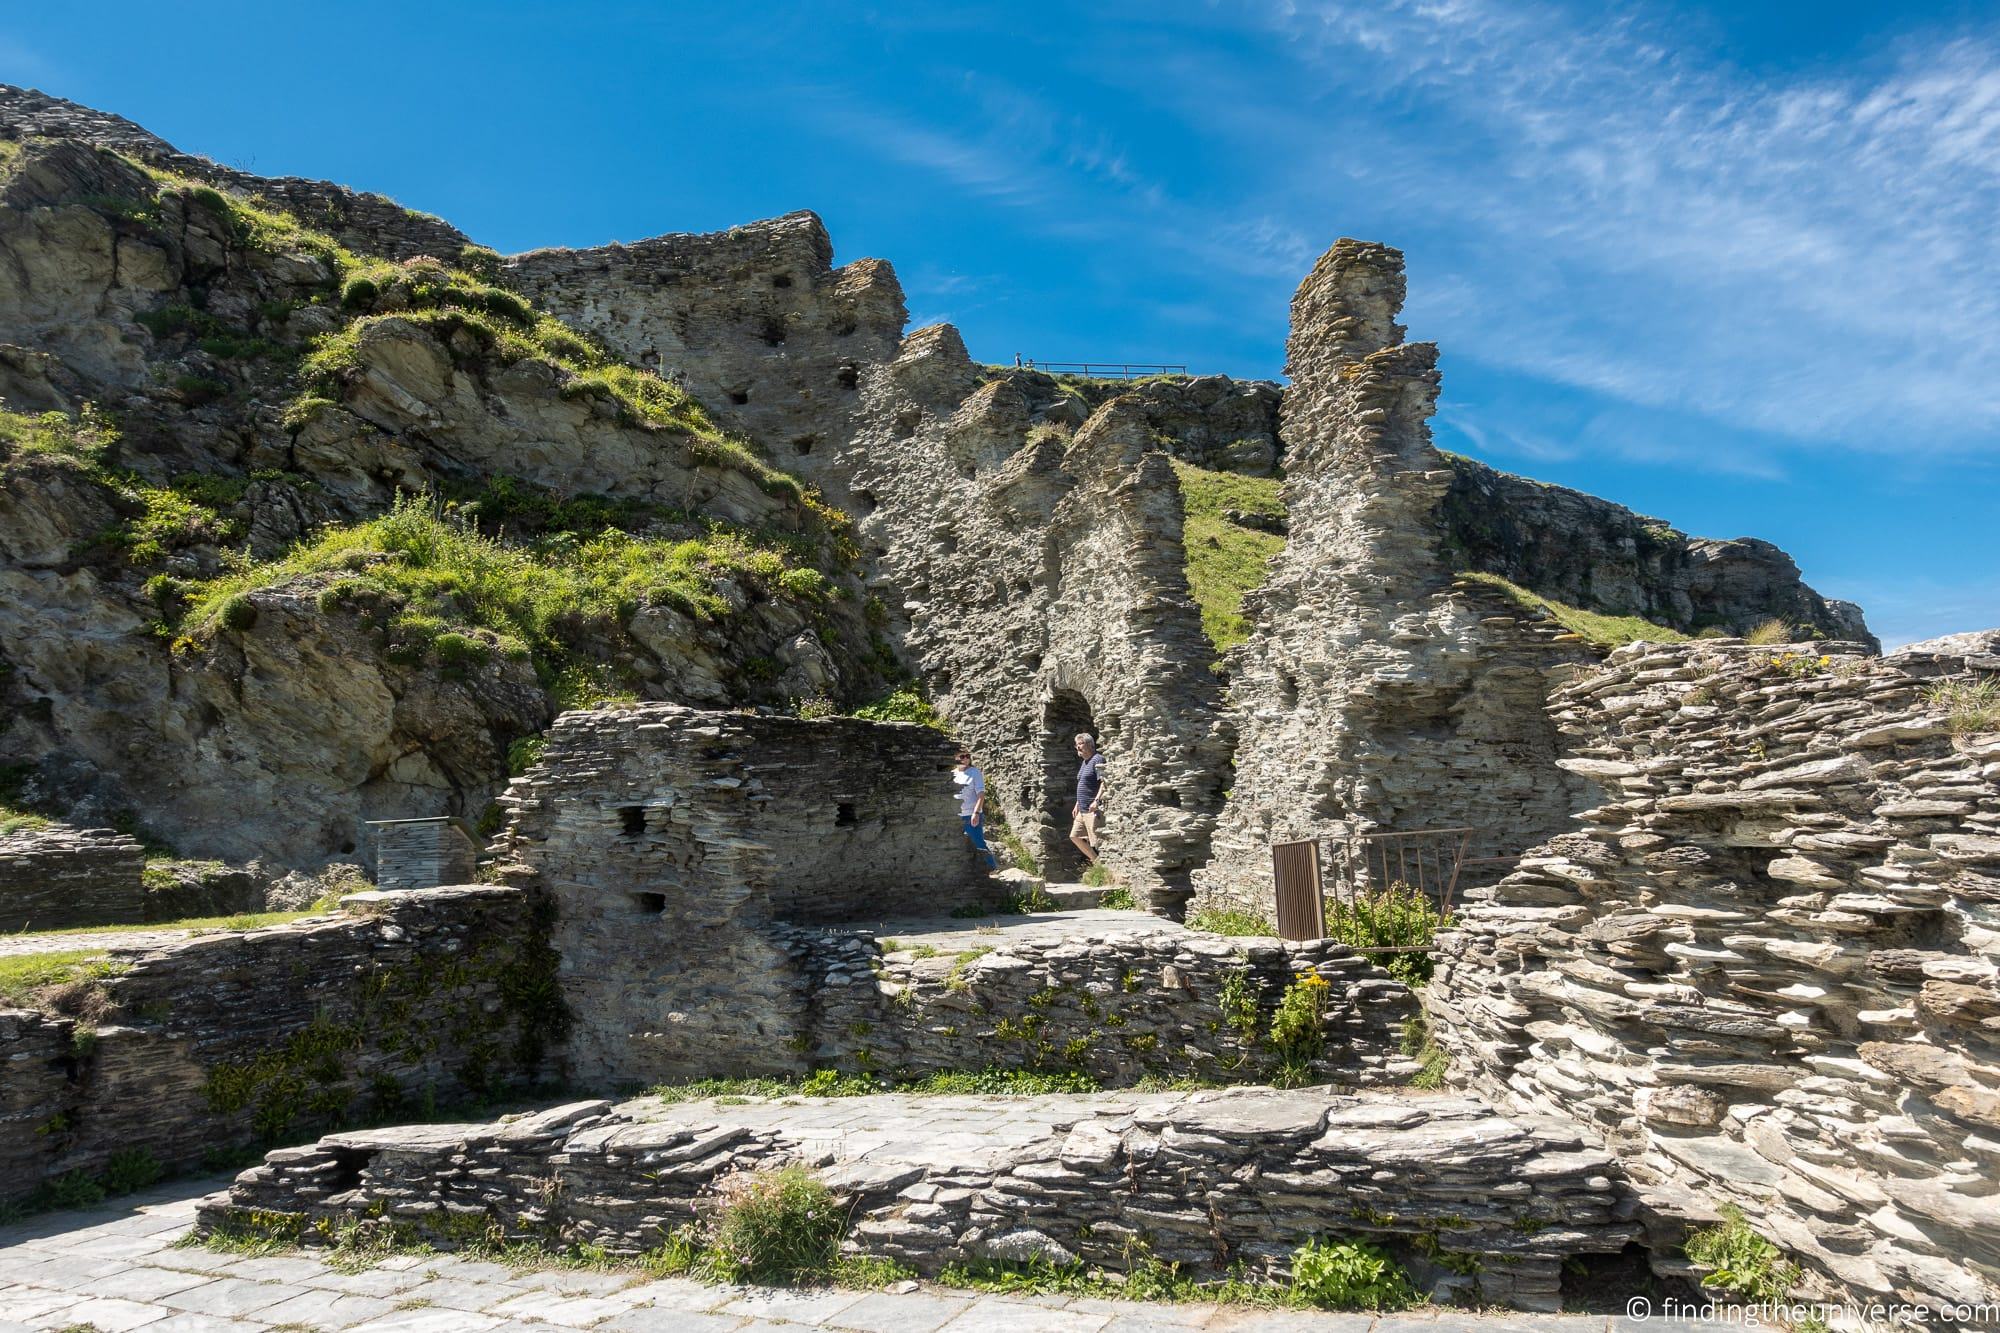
[1458,571,1688,649]
[171,494,837,692]
[1171,461,1285,655]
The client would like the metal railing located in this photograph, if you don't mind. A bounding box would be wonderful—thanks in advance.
[1271,827,1476,946]
[1011,357,1189,379]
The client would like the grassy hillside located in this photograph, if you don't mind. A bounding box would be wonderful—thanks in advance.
[1172,461,1286,656]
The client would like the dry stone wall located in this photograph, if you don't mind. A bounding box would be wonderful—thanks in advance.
[1424,638,2000,1318]
[504,211,905,495]
[370,817,478,892]
[0,885,561,1207]
[1193,242,1596,917]
[489,704,992,1089]
[786,919,1416,1087]
[199,1088,1640,1312]
[0,823,144,930]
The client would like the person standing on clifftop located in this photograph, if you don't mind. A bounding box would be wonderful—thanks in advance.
[953,748,998,872]
[1071,733,1106,868]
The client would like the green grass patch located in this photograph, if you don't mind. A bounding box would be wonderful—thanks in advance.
[0,403,117,469]
[0,806,51,837]
[851,684,947,730]
[1926,677,2000,734]
[0,951,122,1009]
[171,494,833,688]
[648,1067,1100,1103]
[8,910,321,941]
[1458,572,1688,649]
[1171,461,1285,655]
[1683,1206,1800,1305]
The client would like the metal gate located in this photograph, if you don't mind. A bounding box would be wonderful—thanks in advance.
[1270,827,1476,946]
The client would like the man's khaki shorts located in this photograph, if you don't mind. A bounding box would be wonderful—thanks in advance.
[1070,810,1099,843]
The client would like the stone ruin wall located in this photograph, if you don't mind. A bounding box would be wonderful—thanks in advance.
[1192,241,1597,917]
[204,1089,1637,1312]
[792,921,1415,1088]
[369,816,478,893]
[844,333,1230,902]
[0,823,144,931]
[1424,636,2000,1318]
[0,885,558,1207]
[487,704,993,1089]
[503,215,1240,904]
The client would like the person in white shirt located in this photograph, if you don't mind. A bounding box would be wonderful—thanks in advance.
[953,748,999,872]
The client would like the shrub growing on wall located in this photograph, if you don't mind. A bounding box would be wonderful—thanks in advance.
[1326,881,1448,986]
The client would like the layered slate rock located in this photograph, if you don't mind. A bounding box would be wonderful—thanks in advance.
[0,885,559,1207]
[785,913,1417,1087]
[1193,242,1598,915]
[199,1087,1639,1312]
[1441,456,1873,645]
[0,822,144,930]
[1425,638,2000,1317]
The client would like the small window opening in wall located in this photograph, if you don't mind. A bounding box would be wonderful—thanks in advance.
[836,363,860,390]
[727,388,750,405]
[792,434,817,456]
[836,802,858,826]
[834,317,858,336]
[631,891,667,914]
[618,805,647,836]
[760,317,787,346]
[772,273,795,289]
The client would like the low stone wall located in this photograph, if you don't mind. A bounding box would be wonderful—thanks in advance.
[0,824,145,931]
[198,1088,1639,1312]
[0,886,563,1206]
[1425,638,2000,1317]
[785,919,1417,1087]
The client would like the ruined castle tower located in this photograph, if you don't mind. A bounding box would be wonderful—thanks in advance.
[1192,241,1593,914]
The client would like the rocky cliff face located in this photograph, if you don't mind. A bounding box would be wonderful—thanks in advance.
[0,85,1878,899]
[0,107,886,868]
[1442,456,1873,645]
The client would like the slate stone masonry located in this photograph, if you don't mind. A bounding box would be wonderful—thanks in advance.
[0,823,145,931]
[1426,637,2000,1320]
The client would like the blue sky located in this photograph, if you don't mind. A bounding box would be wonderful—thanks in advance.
[8,2,1996,646]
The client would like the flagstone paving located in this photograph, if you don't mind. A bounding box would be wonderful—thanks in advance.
[0,1178,1730,1332]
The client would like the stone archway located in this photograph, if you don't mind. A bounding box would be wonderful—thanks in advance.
[1038,687,1099,876]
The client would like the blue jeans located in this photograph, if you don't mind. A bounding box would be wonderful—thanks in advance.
[961,815,998,869]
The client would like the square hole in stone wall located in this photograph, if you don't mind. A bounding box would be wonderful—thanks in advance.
[835,802,858,826]
[631,891,667,914]
[619,806,647,836]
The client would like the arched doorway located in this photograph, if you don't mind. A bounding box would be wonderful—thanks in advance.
[1039,688,1100,876]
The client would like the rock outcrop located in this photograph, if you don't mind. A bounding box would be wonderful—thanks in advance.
[1426,638,2000,1317]
[1194,242,1598,914]
[1442,456,1873,645]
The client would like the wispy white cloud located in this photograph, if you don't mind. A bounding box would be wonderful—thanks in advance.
[1260,1,2000,456]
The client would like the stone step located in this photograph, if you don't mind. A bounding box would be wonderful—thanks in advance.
[200,1087,1640,1314]
[1038,880,1111,909]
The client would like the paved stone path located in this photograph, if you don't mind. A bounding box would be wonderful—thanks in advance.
[0,1179,1729,1332]
[0,926,212,960]
[857,907,1180,955]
